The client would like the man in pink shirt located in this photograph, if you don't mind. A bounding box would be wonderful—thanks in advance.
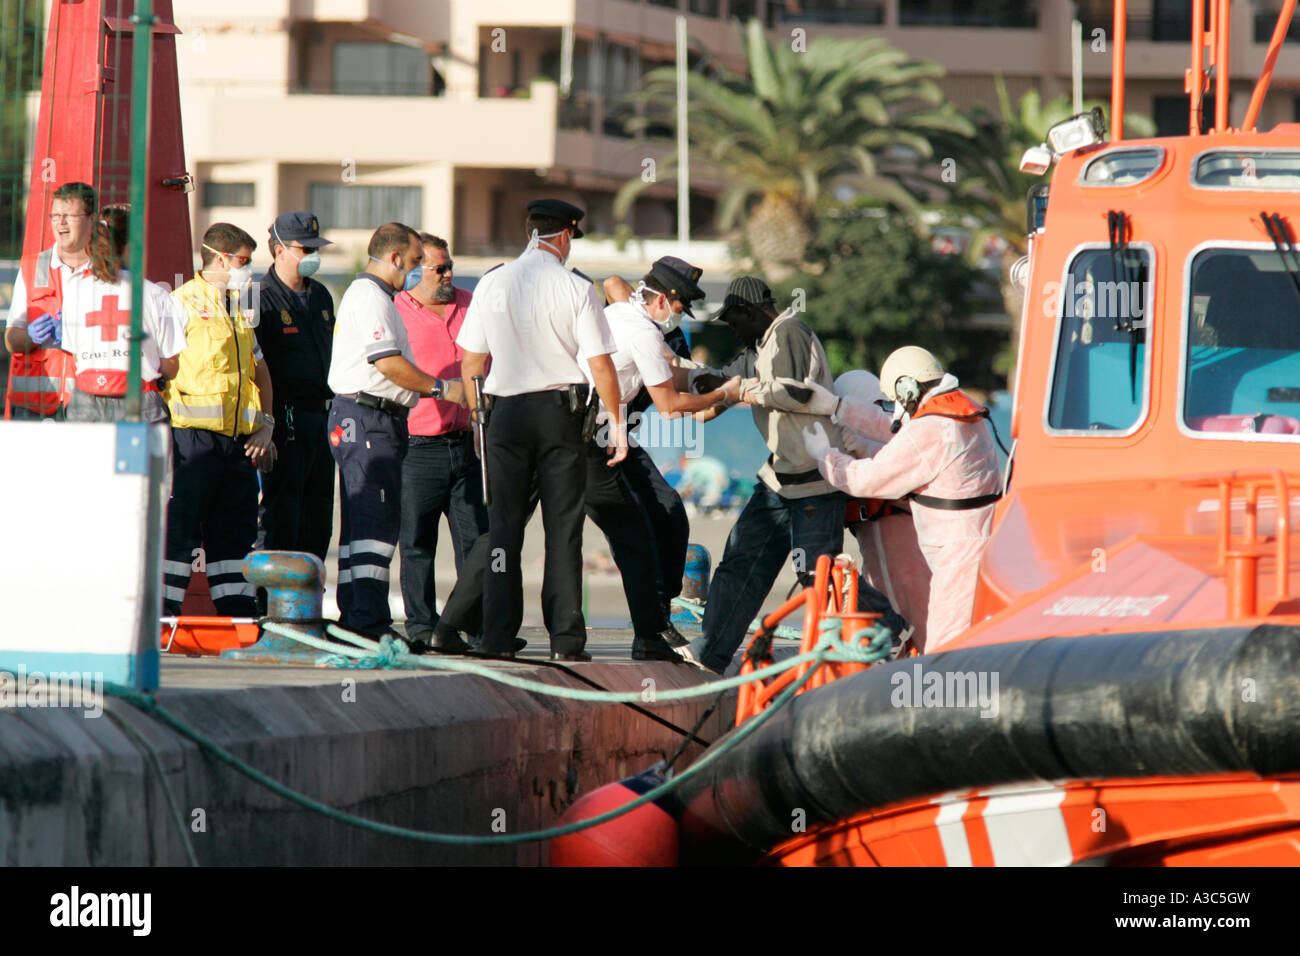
[395,233,486,653]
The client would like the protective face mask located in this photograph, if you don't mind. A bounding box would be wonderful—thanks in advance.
[295,250,321,278]
[226,263,254,292]
[403,265,424,291]
[657,310,683,334]
[526,228,570,266]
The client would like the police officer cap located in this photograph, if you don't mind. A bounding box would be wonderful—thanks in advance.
[712,275,774,322]
[527,198,585,239]
[272,210,332,249]
[649,256,705,317]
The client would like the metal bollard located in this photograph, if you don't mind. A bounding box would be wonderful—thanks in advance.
[671,543,711,628]
[221,551,330,662]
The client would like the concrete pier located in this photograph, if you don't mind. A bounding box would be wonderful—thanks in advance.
[0,627,736,866]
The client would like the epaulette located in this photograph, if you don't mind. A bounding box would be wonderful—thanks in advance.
[570,267,594,285]
[483,262,505,276]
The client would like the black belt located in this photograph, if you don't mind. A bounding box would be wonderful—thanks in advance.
[908,491,1002,511]
[349,391,410,420]
[765,455,823,485]
[410,430,468,444]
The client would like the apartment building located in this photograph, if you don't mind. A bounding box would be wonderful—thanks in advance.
[172,0,1300,265]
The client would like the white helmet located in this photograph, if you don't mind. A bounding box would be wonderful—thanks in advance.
[879,346,944,402]
[834,370,886,406]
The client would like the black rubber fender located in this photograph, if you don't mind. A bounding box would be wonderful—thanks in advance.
[671,624,1300,863]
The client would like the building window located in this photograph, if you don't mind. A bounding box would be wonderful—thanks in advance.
[203,182,256,208]
[332,42,432,96]
[308,184,423,229]
[1153,94,1192,137]
[898,0,1036,28]
[775,0,885,24]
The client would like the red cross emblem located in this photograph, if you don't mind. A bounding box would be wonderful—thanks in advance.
[86,294,131,342]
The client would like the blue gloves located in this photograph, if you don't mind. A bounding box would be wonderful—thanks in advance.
[27,312,62,346]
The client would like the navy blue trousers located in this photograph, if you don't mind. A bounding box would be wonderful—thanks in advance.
[329,397,408,635]
[164,427,259,616]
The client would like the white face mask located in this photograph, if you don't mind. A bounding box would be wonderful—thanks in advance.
[227,263,254,292]
[526,228,570,266]
[658,310,683,333]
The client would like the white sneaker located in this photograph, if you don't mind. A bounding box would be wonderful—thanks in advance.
[674,643,710,671]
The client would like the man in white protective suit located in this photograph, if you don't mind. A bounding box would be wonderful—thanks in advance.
[778,347,1002,650]
[829,370,933,653]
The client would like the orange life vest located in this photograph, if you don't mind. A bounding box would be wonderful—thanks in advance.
[911,388,989,422]
[5,249,77,417]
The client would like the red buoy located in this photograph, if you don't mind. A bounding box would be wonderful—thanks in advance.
[549,776,679,867]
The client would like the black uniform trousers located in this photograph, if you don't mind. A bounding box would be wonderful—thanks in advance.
[398,432,487,640]
[619,442,690,611]
[480,390,587,655]
[259,404,334,562]
[163,427,260,617]
[330,397,408,636]
[583,440,670,638]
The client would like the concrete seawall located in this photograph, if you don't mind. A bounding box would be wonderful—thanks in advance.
[0,635,734,866]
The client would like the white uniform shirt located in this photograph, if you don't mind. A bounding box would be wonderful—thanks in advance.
[327,273,420,407]
[591,299,674,410]
[8,245,91,329]
[456,248,615,396]
[59,270,188,381]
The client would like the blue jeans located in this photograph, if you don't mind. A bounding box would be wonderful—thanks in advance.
[692,485,909,673]
[693,486,848,673]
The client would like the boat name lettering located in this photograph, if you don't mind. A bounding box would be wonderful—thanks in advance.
[1042,595,1169,617]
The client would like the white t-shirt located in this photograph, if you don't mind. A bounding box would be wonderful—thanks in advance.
[591,300,674,409]
[456,248,615,397]
[59,270,188,382]
[8,245,91,329]
[327,273,419,407]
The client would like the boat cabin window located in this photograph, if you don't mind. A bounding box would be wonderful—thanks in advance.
[1193,150,1300,190]
[1046,246,1151,434]
[1183,248,1300,438]
[1080,147,1164,186]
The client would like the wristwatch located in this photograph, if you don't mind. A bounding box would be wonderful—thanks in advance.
[256,411,275,429]
[426,378,444,399]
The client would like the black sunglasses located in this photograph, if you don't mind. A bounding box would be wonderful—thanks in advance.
[434,262,454,275]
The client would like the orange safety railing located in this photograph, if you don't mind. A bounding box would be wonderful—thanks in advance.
[734,554,883,726]
[1180,469,1294,619]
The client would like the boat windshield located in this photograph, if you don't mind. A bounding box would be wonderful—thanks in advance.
[1046,245,1151,434]
[1183,248,1300,438]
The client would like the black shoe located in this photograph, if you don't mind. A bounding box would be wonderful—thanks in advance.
[632,634,683,662]
[470,646,518,660]
[550,650,592,662]
[468,636,527,654]
[659,623,690,649]
[429,630,472,655]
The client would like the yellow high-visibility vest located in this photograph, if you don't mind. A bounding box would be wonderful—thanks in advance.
[165,274,262,434]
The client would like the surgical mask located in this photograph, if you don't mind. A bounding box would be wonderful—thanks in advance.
[403,265,423,291]
[525,228,570,266]
[294,250,321,278]
[657,311,683,334]
[227,263,254,292]
[369,254,411,291]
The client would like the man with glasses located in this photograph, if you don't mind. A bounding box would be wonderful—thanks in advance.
[162,222,275,618]
[254,211,337,571]
[392,233,486,653]
[3,181,96,419]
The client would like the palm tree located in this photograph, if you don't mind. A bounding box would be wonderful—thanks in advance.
[938,78,1153,376]
[614,18,973,279]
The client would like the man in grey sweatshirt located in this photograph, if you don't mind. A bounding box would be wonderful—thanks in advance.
[684,276,904,673]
